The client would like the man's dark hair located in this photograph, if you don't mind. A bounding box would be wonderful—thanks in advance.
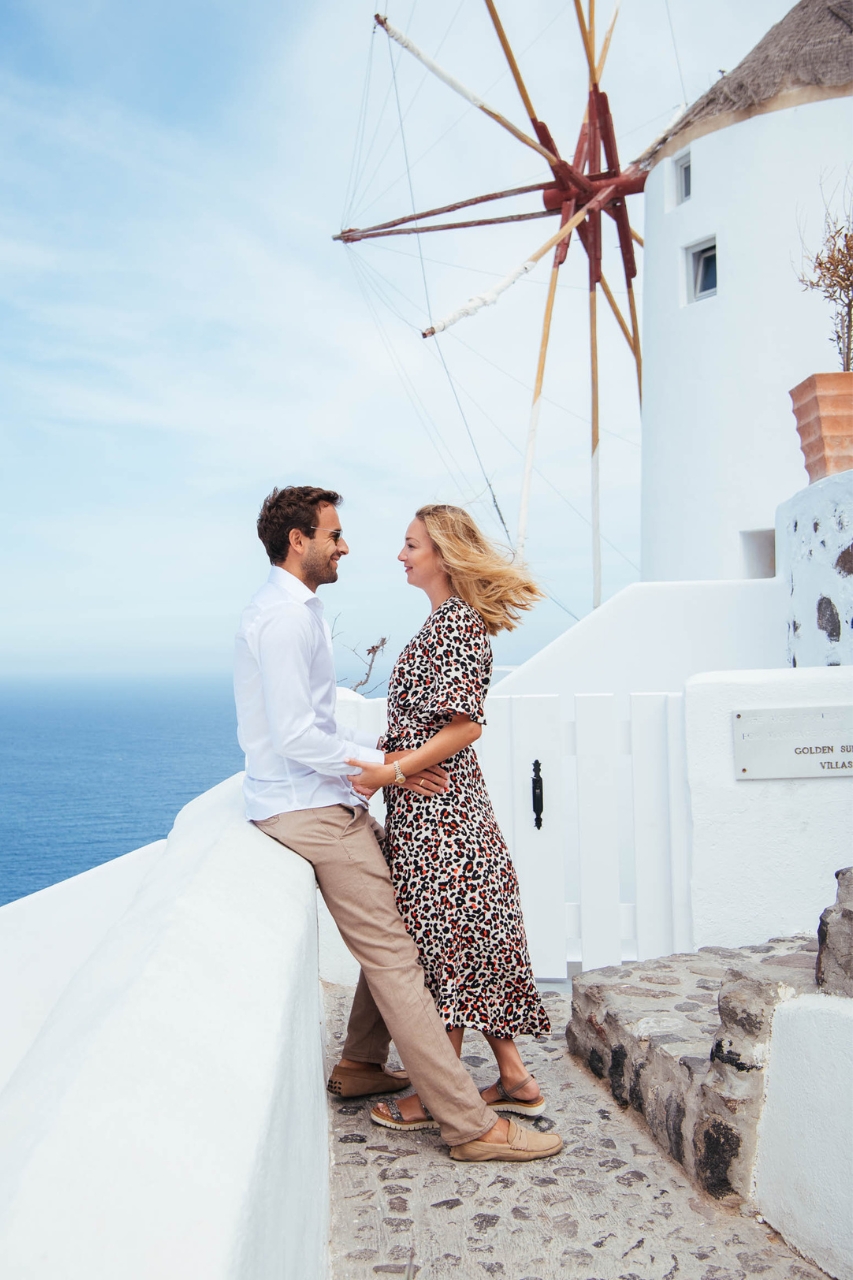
[257,486,342,564]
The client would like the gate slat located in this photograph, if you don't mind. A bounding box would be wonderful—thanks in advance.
[575,694,621,970]
[666,694,693,953]
[631,693,674,960]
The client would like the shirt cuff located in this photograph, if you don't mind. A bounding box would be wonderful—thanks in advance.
[342,739,384,768]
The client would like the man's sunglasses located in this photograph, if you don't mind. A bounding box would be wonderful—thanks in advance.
[311,527,344,543]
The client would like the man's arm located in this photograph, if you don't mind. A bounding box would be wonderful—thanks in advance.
[256,608,383,774]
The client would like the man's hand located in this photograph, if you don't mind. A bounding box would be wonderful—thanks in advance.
[351,781,378,800]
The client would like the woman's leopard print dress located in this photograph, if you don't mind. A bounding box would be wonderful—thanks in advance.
[381,596,550,1038]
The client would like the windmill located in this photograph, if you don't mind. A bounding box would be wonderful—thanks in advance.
[336,1,646,608]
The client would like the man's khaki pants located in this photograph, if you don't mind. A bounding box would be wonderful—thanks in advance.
[255,803,493,1148]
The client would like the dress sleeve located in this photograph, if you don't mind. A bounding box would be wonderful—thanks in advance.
[423,602,490,727]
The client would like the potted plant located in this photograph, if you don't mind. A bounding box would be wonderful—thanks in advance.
[790,200,853,482]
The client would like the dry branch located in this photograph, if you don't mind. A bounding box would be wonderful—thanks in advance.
[350,637,388,693]
[798,198,853,372]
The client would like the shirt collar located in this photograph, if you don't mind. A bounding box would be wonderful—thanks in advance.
[268,565,324,614]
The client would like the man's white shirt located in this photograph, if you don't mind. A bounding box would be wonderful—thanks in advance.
[234,566,384,820]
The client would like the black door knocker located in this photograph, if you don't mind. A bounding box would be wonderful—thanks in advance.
[531,759,543,829]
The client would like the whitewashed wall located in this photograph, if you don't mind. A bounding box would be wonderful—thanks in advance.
[496,578,786,710]
[0,776,329,1280]
[642,95,850,582]
[755,994,853,1280]
[686,666,853,948]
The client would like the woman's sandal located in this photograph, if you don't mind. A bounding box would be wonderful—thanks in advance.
[481,1073,546,1118]
[369,1095,440,1132]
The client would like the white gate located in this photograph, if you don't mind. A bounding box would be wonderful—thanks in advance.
[477,691,692,977]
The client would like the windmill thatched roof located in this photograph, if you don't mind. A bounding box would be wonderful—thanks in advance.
[639,0,853,167]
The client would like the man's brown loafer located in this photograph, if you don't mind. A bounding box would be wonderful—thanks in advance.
[450,1118,562,1162]
[327,1062,411,1098]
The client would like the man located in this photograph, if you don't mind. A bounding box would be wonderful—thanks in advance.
[234,484,561,1162]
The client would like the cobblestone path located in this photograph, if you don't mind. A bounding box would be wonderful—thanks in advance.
[324,983,826,1280]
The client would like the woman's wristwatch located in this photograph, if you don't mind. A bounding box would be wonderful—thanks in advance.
[391,760,406,786]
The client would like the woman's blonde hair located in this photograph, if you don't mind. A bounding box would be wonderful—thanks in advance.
[416,504,544,636]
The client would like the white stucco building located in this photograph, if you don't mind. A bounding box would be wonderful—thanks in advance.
[641,24,851,582]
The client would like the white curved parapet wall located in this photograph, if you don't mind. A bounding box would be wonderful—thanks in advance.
[0,839,166,1095]
[754,994,853,1280]
[0,774,329,1280]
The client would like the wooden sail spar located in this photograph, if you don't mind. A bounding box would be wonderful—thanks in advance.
[339,1,645,608]
[423,186,616,336]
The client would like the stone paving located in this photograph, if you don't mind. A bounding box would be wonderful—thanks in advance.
[324,982,827,1280]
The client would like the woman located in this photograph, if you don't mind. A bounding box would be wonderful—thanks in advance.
[345,504,551,1132]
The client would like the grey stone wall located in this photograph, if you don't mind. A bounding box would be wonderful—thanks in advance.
[776,471,853,667]
[816,865,853,996]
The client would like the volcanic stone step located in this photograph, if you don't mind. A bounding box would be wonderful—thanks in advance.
[566,934,819,1201]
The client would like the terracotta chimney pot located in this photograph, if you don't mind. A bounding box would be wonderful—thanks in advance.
[790,372,853,482]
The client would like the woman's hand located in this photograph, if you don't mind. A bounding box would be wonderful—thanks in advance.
[346,719,475,799]
[346,759,450,797]
[400,763,450,796]
[345,760,395,792]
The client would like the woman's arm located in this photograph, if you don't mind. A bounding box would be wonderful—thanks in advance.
[346,713,481,790]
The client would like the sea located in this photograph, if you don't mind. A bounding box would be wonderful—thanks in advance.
[0,678,245,909]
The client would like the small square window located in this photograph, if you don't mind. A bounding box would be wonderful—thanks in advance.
[688,240,717,302]
[676,153,691,203]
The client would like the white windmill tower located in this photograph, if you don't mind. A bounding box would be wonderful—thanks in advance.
[639,0,852,585]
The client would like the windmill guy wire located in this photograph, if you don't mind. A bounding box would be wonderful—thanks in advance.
[351,4,574,227]
[353,246,637,581]
[349,3,464,228]
[360,242,643,448]
[440,350,640,574]
[663,0,688,105]
[341,24,377,227]
[348,254,475,493]
[387,30,511,542]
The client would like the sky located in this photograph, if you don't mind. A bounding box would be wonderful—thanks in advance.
[0,0,797,687]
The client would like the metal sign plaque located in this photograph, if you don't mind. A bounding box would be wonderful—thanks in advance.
[733,705,853,780]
